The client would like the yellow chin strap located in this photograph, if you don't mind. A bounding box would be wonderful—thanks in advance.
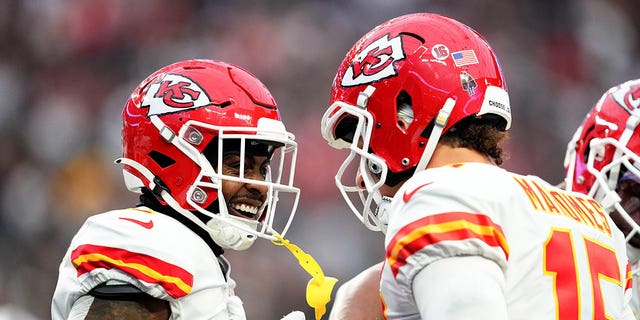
[272,233,338,320]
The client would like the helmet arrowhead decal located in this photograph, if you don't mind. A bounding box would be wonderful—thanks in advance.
[610,81,640,113]
[341,34,405,87]
[141,74,212,116]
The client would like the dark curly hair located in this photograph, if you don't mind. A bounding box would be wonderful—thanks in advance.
[439,116,509,165]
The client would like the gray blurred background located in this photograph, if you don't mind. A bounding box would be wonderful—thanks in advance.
[0,0,638,319]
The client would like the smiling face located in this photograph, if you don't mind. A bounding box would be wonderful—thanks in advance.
[197,135,299,251]
[219,152,270,220]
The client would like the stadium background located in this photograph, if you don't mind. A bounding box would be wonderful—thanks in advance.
[0,0,638,319]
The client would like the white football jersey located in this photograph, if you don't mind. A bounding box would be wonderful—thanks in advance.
[51,207,246,320]
[381,163,634,319]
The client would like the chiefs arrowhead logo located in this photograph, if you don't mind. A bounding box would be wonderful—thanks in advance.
[141,74,212,116]
[610,80,640,113]
[341,34,405,87]
[624,83,640,111]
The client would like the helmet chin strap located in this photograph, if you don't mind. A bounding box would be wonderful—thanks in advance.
[415,98,456,172]
[206,216,257,251]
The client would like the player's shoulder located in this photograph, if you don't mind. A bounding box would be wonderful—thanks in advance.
[82,207,177,231]
[65,208,227,298]
[86,206,160,221]
[391,163,518,226]
[427,161,510,180]
[71,207,207,258]
[411,162,516,196]
[79,207,165,235]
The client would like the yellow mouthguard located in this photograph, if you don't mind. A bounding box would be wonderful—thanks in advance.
[272,233,338,320]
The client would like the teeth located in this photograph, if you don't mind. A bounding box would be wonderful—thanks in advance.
[232,203,258,215]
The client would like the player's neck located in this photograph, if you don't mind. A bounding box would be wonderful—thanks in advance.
[427,144,495,168]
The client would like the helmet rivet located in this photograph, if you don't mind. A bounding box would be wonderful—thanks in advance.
[576,175,585,184]
[186,127,203,145]
[401,158,410,166]
[376,123,381,128]
[419,141,425,147]
[192,187,207,203]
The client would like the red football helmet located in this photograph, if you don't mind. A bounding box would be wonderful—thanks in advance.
[320,13,511,232]
[564,79,640,256]
[119,59,299,250]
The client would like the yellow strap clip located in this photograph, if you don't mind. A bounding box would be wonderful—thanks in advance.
[272,233,338,320]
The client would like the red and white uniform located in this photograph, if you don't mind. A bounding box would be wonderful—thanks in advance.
[381,163,635,319]
[51,207,245,320]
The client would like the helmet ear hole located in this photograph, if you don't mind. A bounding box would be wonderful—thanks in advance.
[149,151,176,168]
[396,90,414,131]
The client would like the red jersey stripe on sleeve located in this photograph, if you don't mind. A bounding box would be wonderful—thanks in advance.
[71,244,194,298]
[386,212,509,277]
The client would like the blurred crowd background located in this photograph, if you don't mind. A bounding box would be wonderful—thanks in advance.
[0,0,638,319]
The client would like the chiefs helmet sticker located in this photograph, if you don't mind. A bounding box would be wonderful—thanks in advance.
[141,74,212,116]
[610,80,640,114]
[460,71,477,96]
[431,44,450,61]
[341,34,405,87]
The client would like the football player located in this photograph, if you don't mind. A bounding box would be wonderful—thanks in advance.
[564,78,640,316]
[52,59,304,319]
[321,13,635,319]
